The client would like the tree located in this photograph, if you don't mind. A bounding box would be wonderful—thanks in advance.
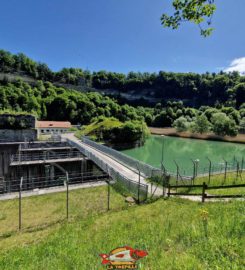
[233,83,245,108]
[173,116,189,132]
[211,113,238,137]
[161,0,216,37]
[191,114,210,134]
[239,117,245,133]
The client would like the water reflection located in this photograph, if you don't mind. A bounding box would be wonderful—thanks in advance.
[121,135,245,175]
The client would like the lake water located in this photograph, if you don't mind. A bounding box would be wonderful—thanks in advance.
[121,135,245,176]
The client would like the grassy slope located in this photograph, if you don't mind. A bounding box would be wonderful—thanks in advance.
[173,172,245,196]
[0,186,127,252]
[75,118,123,140]
[0,187,244,269]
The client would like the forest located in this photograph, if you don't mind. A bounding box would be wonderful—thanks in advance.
[0,49,245,108]
[0,49,244,138]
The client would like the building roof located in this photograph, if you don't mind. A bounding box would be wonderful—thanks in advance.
[36,121,72,129]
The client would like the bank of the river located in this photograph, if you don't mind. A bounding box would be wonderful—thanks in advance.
[150,127,245,144]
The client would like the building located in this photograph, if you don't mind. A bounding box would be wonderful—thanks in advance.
[36,121,72,135]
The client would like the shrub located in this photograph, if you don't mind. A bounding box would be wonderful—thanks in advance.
[173,116,189,132]
[211,113,238,137]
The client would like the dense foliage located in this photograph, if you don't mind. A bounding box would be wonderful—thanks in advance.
[1,50,245,108]
[0,78,244,136]
[0,49,244,137]
[77,117,149,145]
[173,111,239,137]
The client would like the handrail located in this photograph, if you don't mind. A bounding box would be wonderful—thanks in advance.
[67,138,148,201]
[82,136,161,178]
[10,151,83,163]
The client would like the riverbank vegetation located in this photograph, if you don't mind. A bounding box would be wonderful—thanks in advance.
[173,111,239,136]
[0,188,244,269]
[75,117,149,146]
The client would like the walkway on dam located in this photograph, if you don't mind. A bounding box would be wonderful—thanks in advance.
[63,134,163,196]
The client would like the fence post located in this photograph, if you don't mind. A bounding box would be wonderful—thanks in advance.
[191,159,196,184]
[202,182,206,203]
[207,157,212,184]
[233,155,236,167]
[107,179,110,211]
[137,163,141,204]
[162,175,165,197]
[19,177,23,231]
[161,162,165,197]
[106,165,110,211]
[174,160,179,187]
[167,184,170,198]
[223,159,227,184]
[236,161,239,182]
[66,172,69,220]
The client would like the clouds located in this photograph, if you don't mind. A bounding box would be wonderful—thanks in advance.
[224,57,245,74]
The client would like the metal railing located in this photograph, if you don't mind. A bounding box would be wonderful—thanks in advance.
[68,138,148,201]
[10,150,83,163]
[81,136,162,178]
[20,141,70,150]
[2,171,109,194]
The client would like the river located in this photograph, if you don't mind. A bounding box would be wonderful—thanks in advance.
[121,135,245,176]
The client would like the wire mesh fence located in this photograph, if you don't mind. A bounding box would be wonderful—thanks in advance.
[162,156,245,185]
[2,171,109,194]
[81,136,162,178]
[68,138,149,202]
[0,182,128,235]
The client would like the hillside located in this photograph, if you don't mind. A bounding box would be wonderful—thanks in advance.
[1,49,245,108]
[0,49,245,137]
[0,186,244,269]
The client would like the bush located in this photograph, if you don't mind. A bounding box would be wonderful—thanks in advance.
[191,114,211,134]
[211,113,238,137]
[173,116,189,132]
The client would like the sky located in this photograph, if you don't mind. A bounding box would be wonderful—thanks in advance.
[0,0,244,74]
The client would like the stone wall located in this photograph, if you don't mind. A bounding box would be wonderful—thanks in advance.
[0,129,37,142]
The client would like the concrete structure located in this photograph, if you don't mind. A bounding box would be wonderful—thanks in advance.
[0,141,104,194]
[36,121,72,135]
[0,114,37,142]
[0,129,37,142]
[64,134,163,196]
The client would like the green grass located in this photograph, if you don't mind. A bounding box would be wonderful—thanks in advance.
[175,172,245,196]
[0,186,127,252]
[75,117,123,140]
[0,186,244,269]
